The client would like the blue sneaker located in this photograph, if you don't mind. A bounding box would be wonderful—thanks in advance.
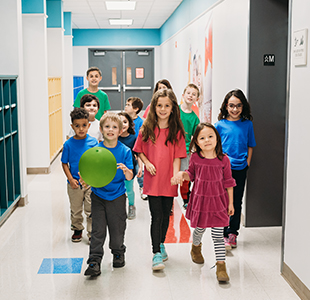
[152,252,165,271]
[160,243,168,261]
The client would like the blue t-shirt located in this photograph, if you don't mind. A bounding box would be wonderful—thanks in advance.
[118,134,136,150]
[91,141,133,201]
[133,116,144,138]
[214,119,256,170]
[61,134,98,181]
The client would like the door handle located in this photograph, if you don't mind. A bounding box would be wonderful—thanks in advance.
[100,84,121,93]
[123,86,152,91]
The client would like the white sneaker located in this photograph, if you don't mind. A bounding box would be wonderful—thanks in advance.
[139,187,148,200]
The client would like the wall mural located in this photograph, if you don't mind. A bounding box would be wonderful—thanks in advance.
[182,15,213,122]
[161,11,213,122]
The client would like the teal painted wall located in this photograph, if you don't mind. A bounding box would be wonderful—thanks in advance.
[22,0,45,14]
[72,29,160,46]
[47,0,62,28]
[64,12,72,36]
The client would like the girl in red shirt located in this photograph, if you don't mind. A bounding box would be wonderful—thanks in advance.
[133,89,186,271]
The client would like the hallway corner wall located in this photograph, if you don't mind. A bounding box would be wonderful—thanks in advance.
[283,0,310,296]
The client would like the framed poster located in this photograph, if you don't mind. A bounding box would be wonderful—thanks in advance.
[293,29,308,66]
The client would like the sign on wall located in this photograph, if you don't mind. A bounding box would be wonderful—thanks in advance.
[293,29,308,66]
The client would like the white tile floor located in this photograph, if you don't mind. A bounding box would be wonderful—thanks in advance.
[0,155,300,300]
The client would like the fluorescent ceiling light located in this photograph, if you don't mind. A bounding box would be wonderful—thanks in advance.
[109,19,133,25]
[106,1,136,10]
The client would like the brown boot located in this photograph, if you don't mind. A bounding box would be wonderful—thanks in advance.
[190,243,204,264]
[216,261,229,282]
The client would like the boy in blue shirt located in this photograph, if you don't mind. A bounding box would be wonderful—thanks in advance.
[61,108,98,242]
[124,97,146,200]
[83,112,133,277]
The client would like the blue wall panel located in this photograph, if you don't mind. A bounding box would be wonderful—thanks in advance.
[22,0,45,14]
[73,29,160,46]
[64,12,72,36]
[46,0,62,28]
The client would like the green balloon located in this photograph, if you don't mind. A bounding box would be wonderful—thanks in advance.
[79,147,117,188]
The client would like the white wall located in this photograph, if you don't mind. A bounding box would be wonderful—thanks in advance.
[22,14,50,169]
[0,1,19,75]
[160,0,249,123]
[284,0,310,290]
[47,28,64,77]
[63,36,73,140]
[212,0,249,122]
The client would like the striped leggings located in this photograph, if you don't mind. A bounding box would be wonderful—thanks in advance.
[193,227,225,261]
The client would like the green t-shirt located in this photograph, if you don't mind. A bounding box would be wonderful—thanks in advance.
[73,89,111,121]
[179,105,200,153]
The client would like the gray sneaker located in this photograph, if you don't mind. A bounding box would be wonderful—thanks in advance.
[128,205,136,220]
[139,187,148,200]
[84,262,101,277]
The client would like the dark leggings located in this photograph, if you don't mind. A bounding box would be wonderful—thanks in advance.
[224,166,248,237]
[148,196,174,254]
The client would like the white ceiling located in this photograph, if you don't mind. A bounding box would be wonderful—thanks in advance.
[62,0,183,29]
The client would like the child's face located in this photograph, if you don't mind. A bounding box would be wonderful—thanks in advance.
[120,115,129,134]
[83,100,99,119]
[157,83,168,90]
[227,95,243,121]
[197,126,217,153]
[100,119,121,142]
[155,96,173,123]
[183,87,199,105]
[87,71,102,88]
[124,101,137,116]
[71,118,90,139]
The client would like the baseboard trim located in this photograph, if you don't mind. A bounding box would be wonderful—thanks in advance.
[18,194,29,207]
[282,262,310,300]
[27,166,51,174]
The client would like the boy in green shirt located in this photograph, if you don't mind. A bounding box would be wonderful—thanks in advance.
[74,67,111,120]
[179,83,200,208]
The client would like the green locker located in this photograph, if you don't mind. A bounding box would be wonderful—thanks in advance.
[0,76,21,222]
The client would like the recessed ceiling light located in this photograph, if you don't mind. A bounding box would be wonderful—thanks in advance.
[106,1,136,10]
[109,19,133,25]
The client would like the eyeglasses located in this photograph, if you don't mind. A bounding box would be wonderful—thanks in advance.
[227,103,243,109]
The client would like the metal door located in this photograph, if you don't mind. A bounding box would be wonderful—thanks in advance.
[88,49,154,111]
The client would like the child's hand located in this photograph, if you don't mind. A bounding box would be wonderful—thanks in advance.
[145,161,156,176]
[78,172,88,188]
[173,172,185,186]
[170,176,179,186]
[137,167,142,178]
[228,203,234,216]
[69,178,80,189]
[117,163,128,175]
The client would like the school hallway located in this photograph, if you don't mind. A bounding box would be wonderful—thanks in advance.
[0,154,299,300]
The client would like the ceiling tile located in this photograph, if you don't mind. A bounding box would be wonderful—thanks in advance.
[64,0,183,29]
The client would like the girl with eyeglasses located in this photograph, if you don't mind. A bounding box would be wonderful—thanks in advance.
[214,89,256,250]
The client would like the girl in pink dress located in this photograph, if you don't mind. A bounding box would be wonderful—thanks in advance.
[133,89,187,271]
[174,123,236,283]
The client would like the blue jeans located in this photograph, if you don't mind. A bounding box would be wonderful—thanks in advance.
[224,166,248,237]
[135,163,144,188]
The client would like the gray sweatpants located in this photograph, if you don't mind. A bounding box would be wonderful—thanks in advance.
[87,192,127,264]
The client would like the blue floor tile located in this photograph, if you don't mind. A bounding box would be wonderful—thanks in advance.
[38,258,83,274]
